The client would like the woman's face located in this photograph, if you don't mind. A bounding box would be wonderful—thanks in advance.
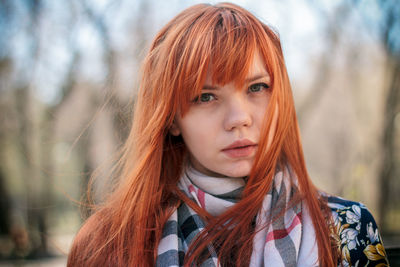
[170,52,272,177]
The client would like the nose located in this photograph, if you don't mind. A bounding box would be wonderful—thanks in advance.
[223,94,252,131]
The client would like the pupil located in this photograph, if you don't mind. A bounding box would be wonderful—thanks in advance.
[201,94,209,102]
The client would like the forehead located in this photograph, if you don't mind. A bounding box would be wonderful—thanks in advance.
[204,50,269,86]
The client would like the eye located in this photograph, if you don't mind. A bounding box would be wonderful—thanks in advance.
[248,83,270,93]
[192,93,216,103]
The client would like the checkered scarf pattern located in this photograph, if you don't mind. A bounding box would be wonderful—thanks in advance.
[156,165,319,266]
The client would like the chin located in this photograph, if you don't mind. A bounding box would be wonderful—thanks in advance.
[222,167,251,178]
[197,161,252,178]
[228,162,253,177]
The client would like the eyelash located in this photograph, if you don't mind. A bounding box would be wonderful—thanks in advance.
[248,82,270,93]
[192,93,216,103]
[192,83,270,104]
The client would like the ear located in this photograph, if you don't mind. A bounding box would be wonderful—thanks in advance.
[169,120,181,136]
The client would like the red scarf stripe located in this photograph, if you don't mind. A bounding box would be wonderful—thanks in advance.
[266,212,302,242]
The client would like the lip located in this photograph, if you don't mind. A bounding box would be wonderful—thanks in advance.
[222,139,257,158]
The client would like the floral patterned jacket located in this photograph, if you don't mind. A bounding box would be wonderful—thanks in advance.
[327,196,389,266]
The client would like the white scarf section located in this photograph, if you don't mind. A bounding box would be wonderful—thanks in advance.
[157,164,319,267]
[179,165,246,217]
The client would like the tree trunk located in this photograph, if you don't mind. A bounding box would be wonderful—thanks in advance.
[379,59,400,229]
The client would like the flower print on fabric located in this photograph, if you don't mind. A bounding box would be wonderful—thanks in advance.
[327,196,389,267]
[341,228,359,250]
[366,222,380,244]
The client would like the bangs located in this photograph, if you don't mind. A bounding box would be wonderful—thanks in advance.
[164,4,274,114]
[209,8,257,87]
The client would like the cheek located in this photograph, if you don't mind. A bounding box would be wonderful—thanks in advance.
[179,117,211,147]
[266,105,278,148]
[178,114,220,160]
[253,97,270,125]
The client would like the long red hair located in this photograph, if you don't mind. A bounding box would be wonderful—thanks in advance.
[67,3,337,266]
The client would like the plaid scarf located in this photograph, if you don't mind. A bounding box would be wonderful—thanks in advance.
[156,165,319,266]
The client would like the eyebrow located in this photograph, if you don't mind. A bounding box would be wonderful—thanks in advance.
[202,85,218,90]
[245,73,270,83]
[202,73,270,90]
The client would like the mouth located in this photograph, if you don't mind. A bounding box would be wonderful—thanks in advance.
[222,139,257,158]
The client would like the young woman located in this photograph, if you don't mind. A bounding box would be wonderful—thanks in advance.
[67,3,388,266]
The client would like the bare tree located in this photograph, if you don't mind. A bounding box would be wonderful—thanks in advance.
[347,0,400,230]
[0,0,83,259]
[374,0,400,230]
[297,2,351,126]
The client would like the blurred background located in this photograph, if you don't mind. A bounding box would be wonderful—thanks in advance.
[0,0,399,266]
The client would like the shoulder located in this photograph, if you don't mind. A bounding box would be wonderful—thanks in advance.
[325,195,389,266]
